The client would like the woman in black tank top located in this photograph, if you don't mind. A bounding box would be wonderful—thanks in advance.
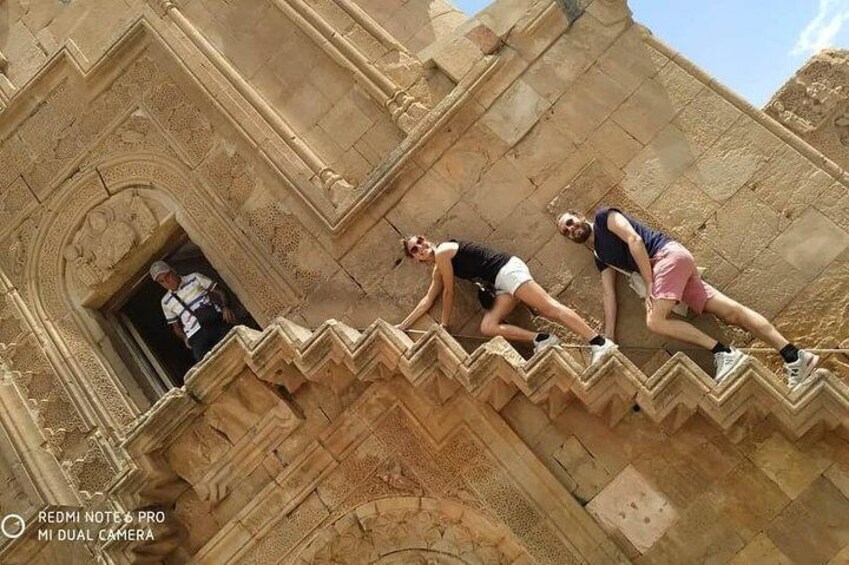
[449,240,511,285]
[395,234,615,363]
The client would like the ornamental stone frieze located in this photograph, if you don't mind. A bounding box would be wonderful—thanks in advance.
[63,191,162,291]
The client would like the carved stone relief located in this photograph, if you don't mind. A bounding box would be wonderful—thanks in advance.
[63,191,162,289]
[295,504,520,565]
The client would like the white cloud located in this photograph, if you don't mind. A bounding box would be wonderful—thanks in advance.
[793,0,849,56]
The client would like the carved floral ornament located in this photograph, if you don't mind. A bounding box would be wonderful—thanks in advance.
[62,190,162,288]
[295,499,527,565]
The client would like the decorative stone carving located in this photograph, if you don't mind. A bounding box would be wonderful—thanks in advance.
[62,191,159,288]
[0,209,42,290]
[767,50,849,135]
[0,178,37,237]
[377,460,424,497]
[296,505,520,564]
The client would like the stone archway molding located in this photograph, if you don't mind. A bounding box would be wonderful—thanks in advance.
[24,152,298,451]
[292,496,530,564]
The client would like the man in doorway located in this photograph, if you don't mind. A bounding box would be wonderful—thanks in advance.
[555,208,819,386]
[150,260,237,363]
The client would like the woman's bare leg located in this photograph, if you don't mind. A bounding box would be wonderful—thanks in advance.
[513,281,597,341]
[479,293,538,342]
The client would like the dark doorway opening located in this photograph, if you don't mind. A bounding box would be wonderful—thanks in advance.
[104,235,259,401]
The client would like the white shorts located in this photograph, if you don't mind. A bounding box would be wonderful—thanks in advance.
[494,256,533,295]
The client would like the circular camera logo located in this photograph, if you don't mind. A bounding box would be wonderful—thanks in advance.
[1,514,25,539]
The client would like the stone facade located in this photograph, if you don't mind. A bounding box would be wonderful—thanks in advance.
[0,0,846,563]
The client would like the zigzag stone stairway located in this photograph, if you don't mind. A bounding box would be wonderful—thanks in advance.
[107,318,849,563]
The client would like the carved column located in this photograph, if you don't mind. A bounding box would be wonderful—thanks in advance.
[270,0,429,133]
[153,0,355,206]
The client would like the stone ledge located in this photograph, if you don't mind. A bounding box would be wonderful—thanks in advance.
[234,317,846,442]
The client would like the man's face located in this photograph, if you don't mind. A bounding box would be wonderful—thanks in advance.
[405,235,434,263]
[557,213,592,244]
[155,271,181,291]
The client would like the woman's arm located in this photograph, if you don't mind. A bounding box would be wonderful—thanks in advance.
[607,211,654,311]
[396,266,444,330]
[434,249,455,328]
[600,267,618,341]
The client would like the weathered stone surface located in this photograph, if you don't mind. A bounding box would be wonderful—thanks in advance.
[641,494,747,564]
[766,49,849,135]
[766,49,849,178]
[550,65,631,143]
[654,61,704,112]
[587,118,644,169]
[816,181,849,233]
[506,111,578,187]
[686,117,783,203]
[748,432,832,499]
[766,477,849,564]
[768,207,849,279]
[546,160,617,217]
[432,122,510,192]
[0,3,847,564]
[431,200,495,243]
[598,25,660,93]
[648,177,717,243]
[621,124,698,208]
[297,269,366,326]
[611,77,678,144]
[701,187,789,269]
[341,219,403,293]
[673,86,741,155]
[524,12,621,103]
[729,533,793,565]
[464,158,536,226]
[771,247,849,348]
[531,233,599,294]
[587,465,678,553]
[723,249,809,319]
[707,459,790,542]
[490,200,555,260]
[748,146,834,220]
[480,78,551,146]
[554,436,613,502]
[686,234,742,290]
[386,169,461,235]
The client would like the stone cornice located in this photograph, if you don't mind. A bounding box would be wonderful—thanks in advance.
[239,318,846,441]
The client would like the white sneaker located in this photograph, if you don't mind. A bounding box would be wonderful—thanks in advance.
[590,339,618,365]
[785,349,819,388]
[533,333,560,353]
[714,347,747,384]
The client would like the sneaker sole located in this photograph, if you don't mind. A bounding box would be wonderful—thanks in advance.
[715,354,747,384]
[590,345,618,366]
[790,354,820,388]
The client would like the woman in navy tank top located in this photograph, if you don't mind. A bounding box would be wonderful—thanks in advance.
[396,235,617,364]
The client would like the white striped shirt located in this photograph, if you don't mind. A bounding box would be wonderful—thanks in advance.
[161,273,219,338]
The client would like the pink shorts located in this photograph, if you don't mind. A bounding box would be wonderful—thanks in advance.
[650,242,715,314]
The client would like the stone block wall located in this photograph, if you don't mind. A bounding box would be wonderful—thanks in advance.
[0,0,844,563]
[0,0,142,91]
[290,2,849,379]
[502,392,849,563]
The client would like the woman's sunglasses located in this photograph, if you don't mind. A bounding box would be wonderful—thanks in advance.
[559,217,576,234]
[407,236,425,255]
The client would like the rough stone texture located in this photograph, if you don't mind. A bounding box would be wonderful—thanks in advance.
[700,187,790,269]
[767,49,849,170]
[0,1,847,564]
[769,207,849,279]
[587,464,678,552]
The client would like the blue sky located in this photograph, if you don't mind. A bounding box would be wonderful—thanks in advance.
[452,0,849,107]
